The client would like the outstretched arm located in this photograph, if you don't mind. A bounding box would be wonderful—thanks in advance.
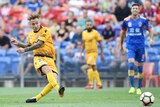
[18,42,29,48]
[17,40,44,54]
[24,40,44,52]
[10,37,28,48]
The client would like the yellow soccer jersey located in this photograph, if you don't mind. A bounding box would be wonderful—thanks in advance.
[27,26,56,60]
[82,29,102,53]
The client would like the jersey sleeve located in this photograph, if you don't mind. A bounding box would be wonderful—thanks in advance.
[121,20,127,31]
[27,34,32,46]
[95,31,102,41]
[82,31,85,41]
[38,29,50,42]
[144,19,152,30]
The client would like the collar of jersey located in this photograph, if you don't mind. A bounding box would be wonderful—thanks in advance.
[33,26,42,33]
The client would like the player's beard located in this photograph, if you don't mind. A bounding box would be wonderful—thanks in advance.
[87,28,92,32]
[34,26,40,32]
[133,11,139,16]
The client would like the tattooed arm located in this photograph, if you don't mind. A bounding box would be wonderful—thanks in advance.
[24,40,44,52]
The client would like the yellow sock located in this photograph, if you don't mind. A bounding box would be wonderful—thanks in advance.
[46,72,59,91]
[35,83,53,101]
[87,68,94,85]
[93,70,102,86]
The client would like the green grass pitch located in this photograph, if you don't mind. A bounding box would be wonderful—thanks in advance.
[0,88,159,107]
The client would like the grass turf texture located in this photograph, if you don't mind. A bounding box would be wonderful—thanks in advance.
[0,88,159,107]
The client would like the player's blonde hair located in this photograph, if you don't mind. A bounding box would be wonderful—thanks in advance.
[28,13,40,21]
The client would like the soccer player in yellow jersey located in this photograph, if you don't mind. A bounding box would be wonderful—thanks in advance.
[80,19,104,89]
[10,13,65,103]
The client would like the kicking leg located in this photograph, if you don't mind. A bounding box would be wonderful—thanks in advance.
[26,83,53,103]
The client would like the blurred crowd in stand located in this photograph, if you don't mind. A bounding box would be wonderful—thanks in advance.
[0,0,160,78]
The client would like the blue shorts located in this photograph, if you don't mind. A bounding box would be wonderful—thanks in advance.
[127,48,145,62]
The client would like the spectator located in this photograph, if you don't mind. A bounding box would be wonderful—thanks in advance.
[17,30,27,43]
[47,20,60,41]
[62,0,84,16]
[18,52,37,76]
[77,9,94,30]
[67,25,75,41]
[55,21,68,42]
[24,0,41,13]
[0,2,11,17]
[10,21,22,39]
[0,28,11,49]
[141,0,156,20]
[40,0,53,16]
[114,0,131,22]
[65,11,77,28]
[109,37,127,73]
[0,17,5,30]
[148,18,160,41]
[66,26,82,51]
[98,0,115,13]
[141,0,156,19]
[102,20,115,43]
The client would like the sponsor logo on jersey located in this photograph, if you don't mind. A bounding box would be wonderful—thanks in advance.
[128,33,142,36]
[89,35,92,39]
[36,34,40,39]
[128,22,132,27]
[138,22,142,27]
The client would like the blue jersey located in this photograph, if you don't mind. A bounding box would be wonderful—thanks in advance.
[121,16,151,49]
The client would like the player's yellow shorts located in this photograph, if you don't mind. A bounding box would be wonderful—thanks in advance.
[85,52,98,65]
[34,56,58,75]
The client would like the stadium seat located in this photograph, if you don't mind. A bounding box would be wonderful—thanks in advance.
[60,41,71,48]
[146,48,159,62]
[156,14,160,24]
[142,62,159,87]
[0,57,11,76]
[6,48,19,57]
[113,25,121,38]
[5,48,21,75]
[96,25,105,35]
[103,48,111,56]
[152,41,160,48]
[10,57,20,75]
[54,42,61,48]
[107,41,116,47]
[96,56,110,72]
[145,41,149,48]
[92,15,104,27]
[0,49,6,56]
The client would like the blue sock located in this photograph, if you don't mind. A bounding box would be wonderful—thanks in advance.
[129,76,135,87]
[138,78,142,88]
[137,66,143,88]
[128,62,135,87]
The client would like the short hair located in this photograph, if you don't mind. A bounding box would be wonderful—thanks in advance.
[85,19,92,23]
[28,13,40,21]
[132,3,140,7]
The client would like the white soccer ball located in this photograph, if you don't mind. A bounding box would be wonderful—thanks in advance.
[140,92,155,106]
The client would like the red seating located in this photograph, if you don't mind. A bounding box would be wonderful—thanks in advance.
[92,15,104,27]
[156,14,160,24]
[142,62,159,87]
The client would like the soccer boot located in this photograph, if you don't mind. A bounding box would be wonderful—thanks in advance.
[59,87,65,97]
[96,85,103,89]
[85,84,93,89]
[136,88,142,95]
[26,97,37,103]
[128,87,135,94]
